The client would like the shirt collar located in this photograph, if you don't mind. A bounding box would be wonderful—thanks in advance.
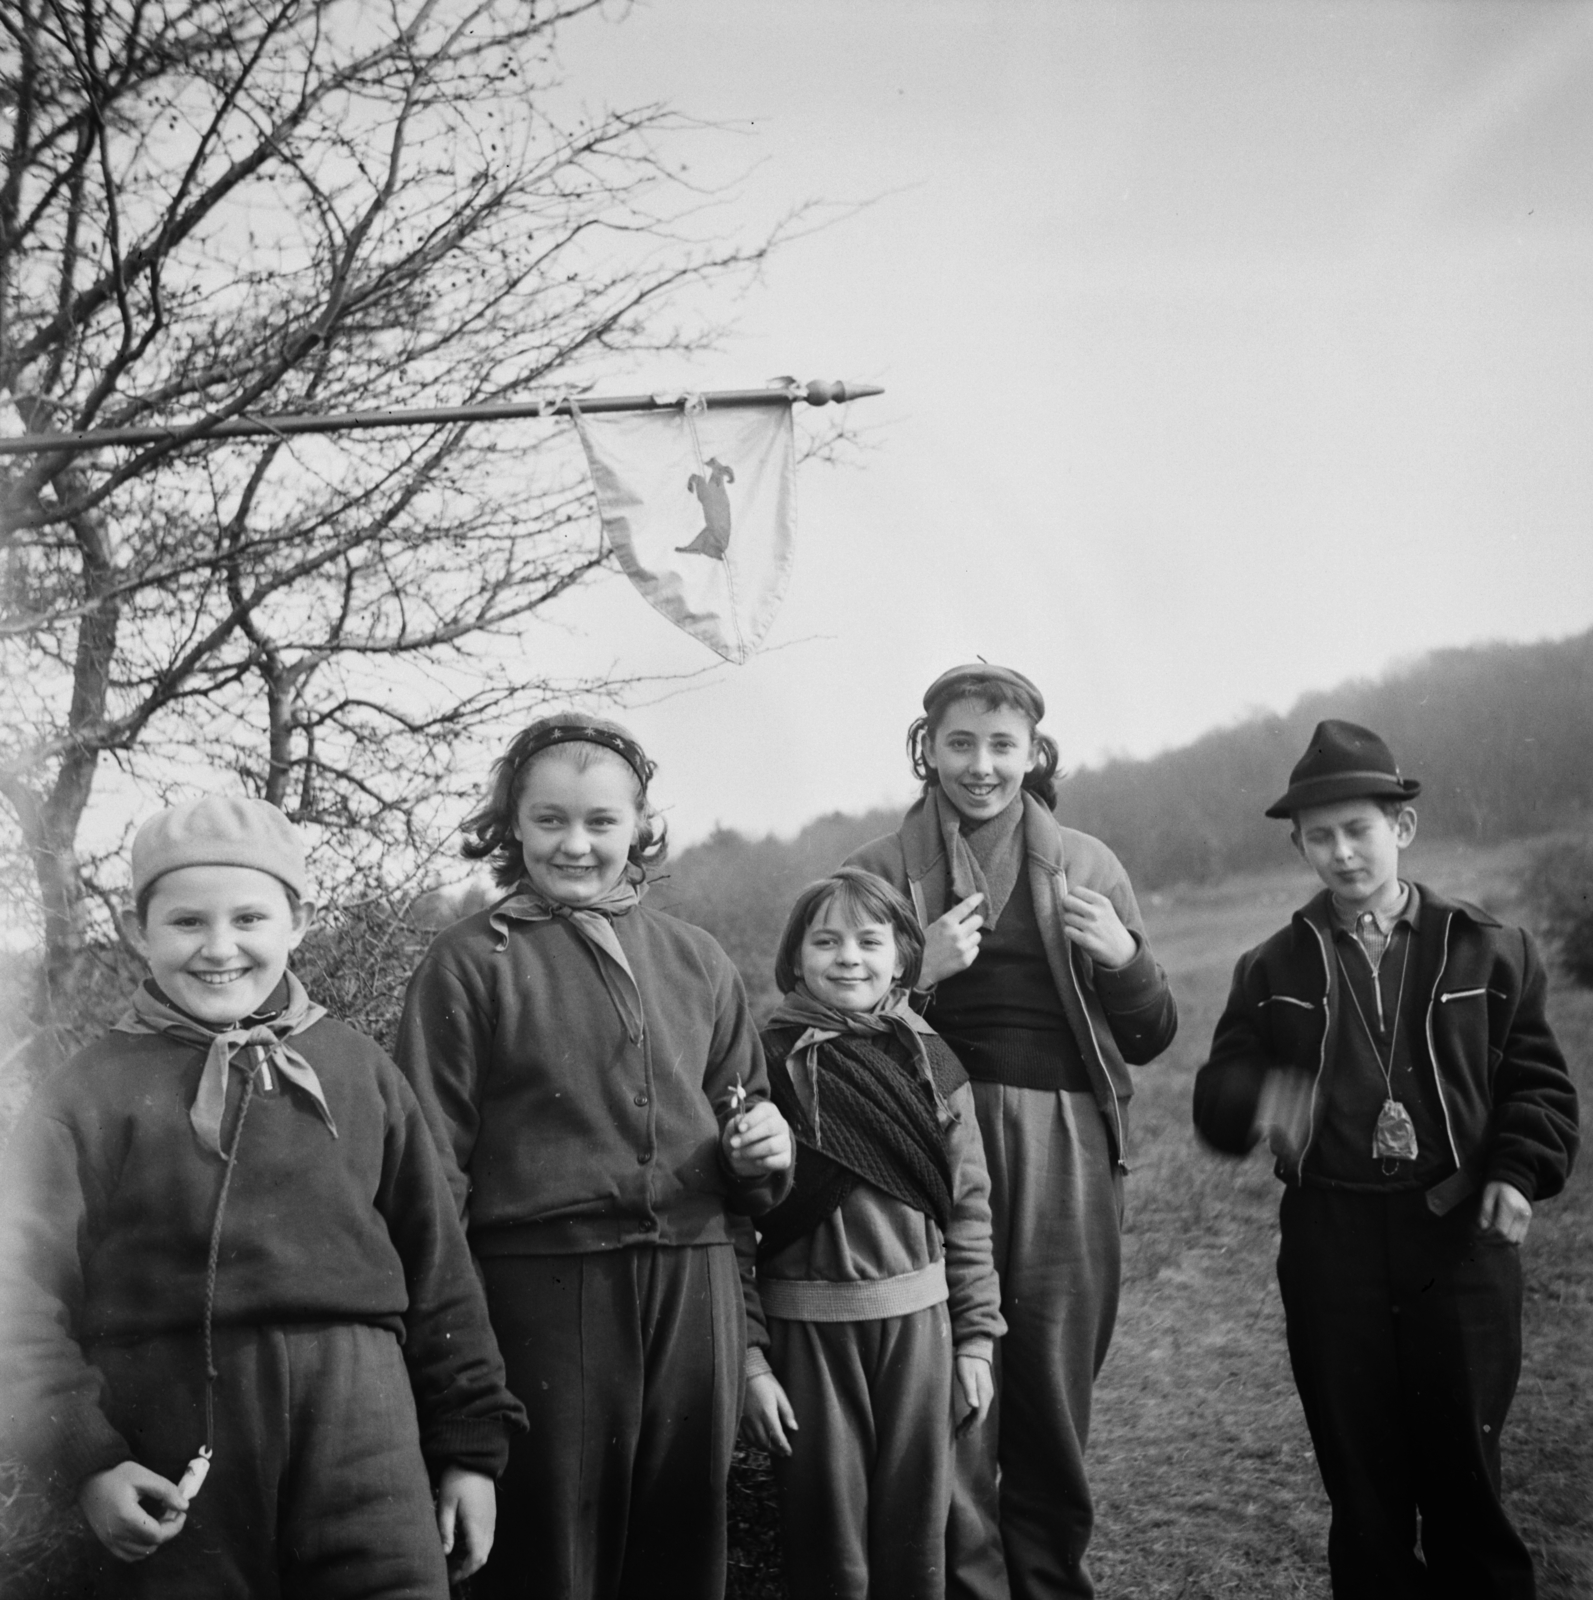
[1330,880,1420,939]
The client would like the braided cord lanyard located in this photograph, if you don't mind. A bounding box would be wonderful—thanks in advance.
[180,1045,264,1499]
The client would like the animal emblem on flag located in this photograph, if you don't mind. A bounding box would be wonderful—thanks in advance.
[679,459,736,558]
[573,394,796,664]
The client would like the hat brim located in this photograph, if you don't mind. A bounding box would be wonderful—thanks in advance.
[1265,774,1421,820]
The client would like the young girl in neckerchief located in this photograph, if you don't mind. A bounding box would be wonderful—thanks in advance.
[396,713,793,1600]
[740,868,1003,1600]
[848,666,1178,1600]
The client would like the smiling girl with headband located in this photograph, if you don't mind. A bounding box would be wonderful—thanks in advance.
[397,713,793,1600]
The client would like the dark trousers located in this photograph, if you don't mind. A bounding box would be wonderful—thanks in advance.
[476,1244,742,1600]
[770,1304,954,1600]
[1277,1185,1535,1600]
[949,1086,1122,1600]
[88,1322,447,1600]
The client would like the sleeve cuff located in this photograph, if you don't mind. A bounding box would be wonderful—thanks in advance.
[422,1414,524,1479]
[49,1409,132,1495]
[1092,936,1162,1009]
[744,1345,774,1383]
[953,1337,995,1366]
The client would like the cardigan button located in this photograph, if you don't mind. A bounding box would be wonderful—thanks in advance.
[637,1150,652,1164]
[638,1217,656,1231]
[634,1093,649,1107]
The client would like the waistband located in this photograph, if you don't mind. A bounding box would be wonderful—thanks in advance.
[758,1259,947,1324]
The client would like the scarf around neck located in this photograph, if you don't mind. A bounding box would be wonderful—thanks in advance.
[756,987,965,1261]
[114,972,334,1158]
[489,878,645,1043]
[767,984,951,1137]
[931,787,1025,928]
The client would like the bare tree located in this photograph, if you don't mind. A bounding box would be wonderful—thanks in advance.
[0,0,799,988]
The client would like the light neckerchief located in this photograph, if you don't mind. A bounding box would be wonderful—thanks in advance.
[113,972,334,1157]
[489,878,645,1043]
[767,983,950,1140]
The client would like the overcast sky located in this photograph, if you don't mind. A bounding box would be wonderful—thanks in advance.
[518,0,1593,846]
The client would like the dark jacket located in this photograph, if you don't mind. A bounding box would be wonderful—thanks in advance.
[1193,884,1579,1210]
[848,792,1179,1167]
[0,1017,526,1490]
[397,899,789,1256]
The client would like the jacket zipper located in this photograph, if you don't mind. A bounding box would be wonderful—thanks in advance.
[1067,941,1127,1168]
[1299,921,1333,1171]
[1425,914,1463,1168]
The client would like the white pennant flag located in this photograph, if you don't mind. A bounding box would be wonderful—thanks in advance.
[573,395,797,664]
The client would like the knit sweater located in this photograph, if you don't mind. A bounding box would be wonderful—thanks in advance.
[397,898,789,1254]
[0,1015,526,1490]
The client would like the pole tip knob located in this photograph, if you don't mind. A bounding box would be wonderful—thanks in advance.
[805,379,849,406]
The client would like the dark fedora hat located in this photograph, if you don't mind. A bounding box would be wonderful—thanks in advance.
[1265,719,1421,819]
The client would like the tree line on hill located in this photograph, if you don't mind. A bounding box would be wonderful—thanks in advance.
[651,627,1593,1015]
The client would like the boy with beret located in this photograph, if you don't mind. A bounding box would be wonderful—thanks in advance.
[1193,721,1579,1599]
[0,796,526,1597]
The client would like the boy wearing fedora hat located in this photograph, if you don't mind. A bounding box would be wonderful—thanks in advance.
[0,796,526,1597]
[1193,721,1578,1599]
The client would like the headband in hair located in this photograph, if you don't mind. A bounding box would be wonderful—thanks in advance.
[515,717,653,791]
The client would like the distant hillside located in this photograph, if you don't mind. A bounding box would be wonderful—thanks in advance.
[654,627,1593,1011]
[1060,626,1593,888]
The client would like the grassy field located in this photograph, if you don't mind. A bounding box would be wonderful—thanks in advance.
[729,835,1593,1597]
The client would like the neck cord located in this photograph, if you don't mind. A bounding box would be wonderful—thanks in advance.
[199,1047,262,1457]
[1336,932,1412,1100]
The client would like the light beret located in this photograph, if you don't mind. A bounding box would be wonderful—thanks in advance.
[131,796,309,900]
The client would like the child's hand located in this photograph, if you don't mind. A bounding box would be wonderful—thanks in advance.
[79,1461,188,1562]
[920,894,986,987]
[436,1464,497,1580]
[1476,1180,1532,1246]
[742,1371,798,1457]
[724,1100,793,1177]
[954,1354,994,1436]
[1253,1068,1314,1160]
[1061,888,1136,970]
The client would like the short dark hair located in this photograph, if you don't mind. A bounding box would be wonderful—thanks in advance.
[907,670,1061,809]
[773,868,925,995]
[460,719,667,889]
[1290,795,1415,834]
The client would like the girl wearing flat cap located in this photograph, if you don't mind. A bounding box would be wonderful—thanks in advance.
[849,666,1178,1600]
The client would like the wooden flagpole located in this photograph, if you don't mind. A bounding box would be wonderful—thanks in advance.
[0,379,882,459]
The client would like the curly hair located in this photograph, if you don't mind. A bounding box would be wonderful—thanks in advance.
[906,669,1061,809]
[773,867,925,996]
[460,715,668,889]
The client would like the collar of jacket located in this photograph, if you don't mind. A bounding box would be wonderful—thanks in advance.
[1291,882,1499,942]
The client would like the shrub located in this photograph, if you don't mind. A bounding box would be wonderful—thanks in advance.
[1521,835,1593,987]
